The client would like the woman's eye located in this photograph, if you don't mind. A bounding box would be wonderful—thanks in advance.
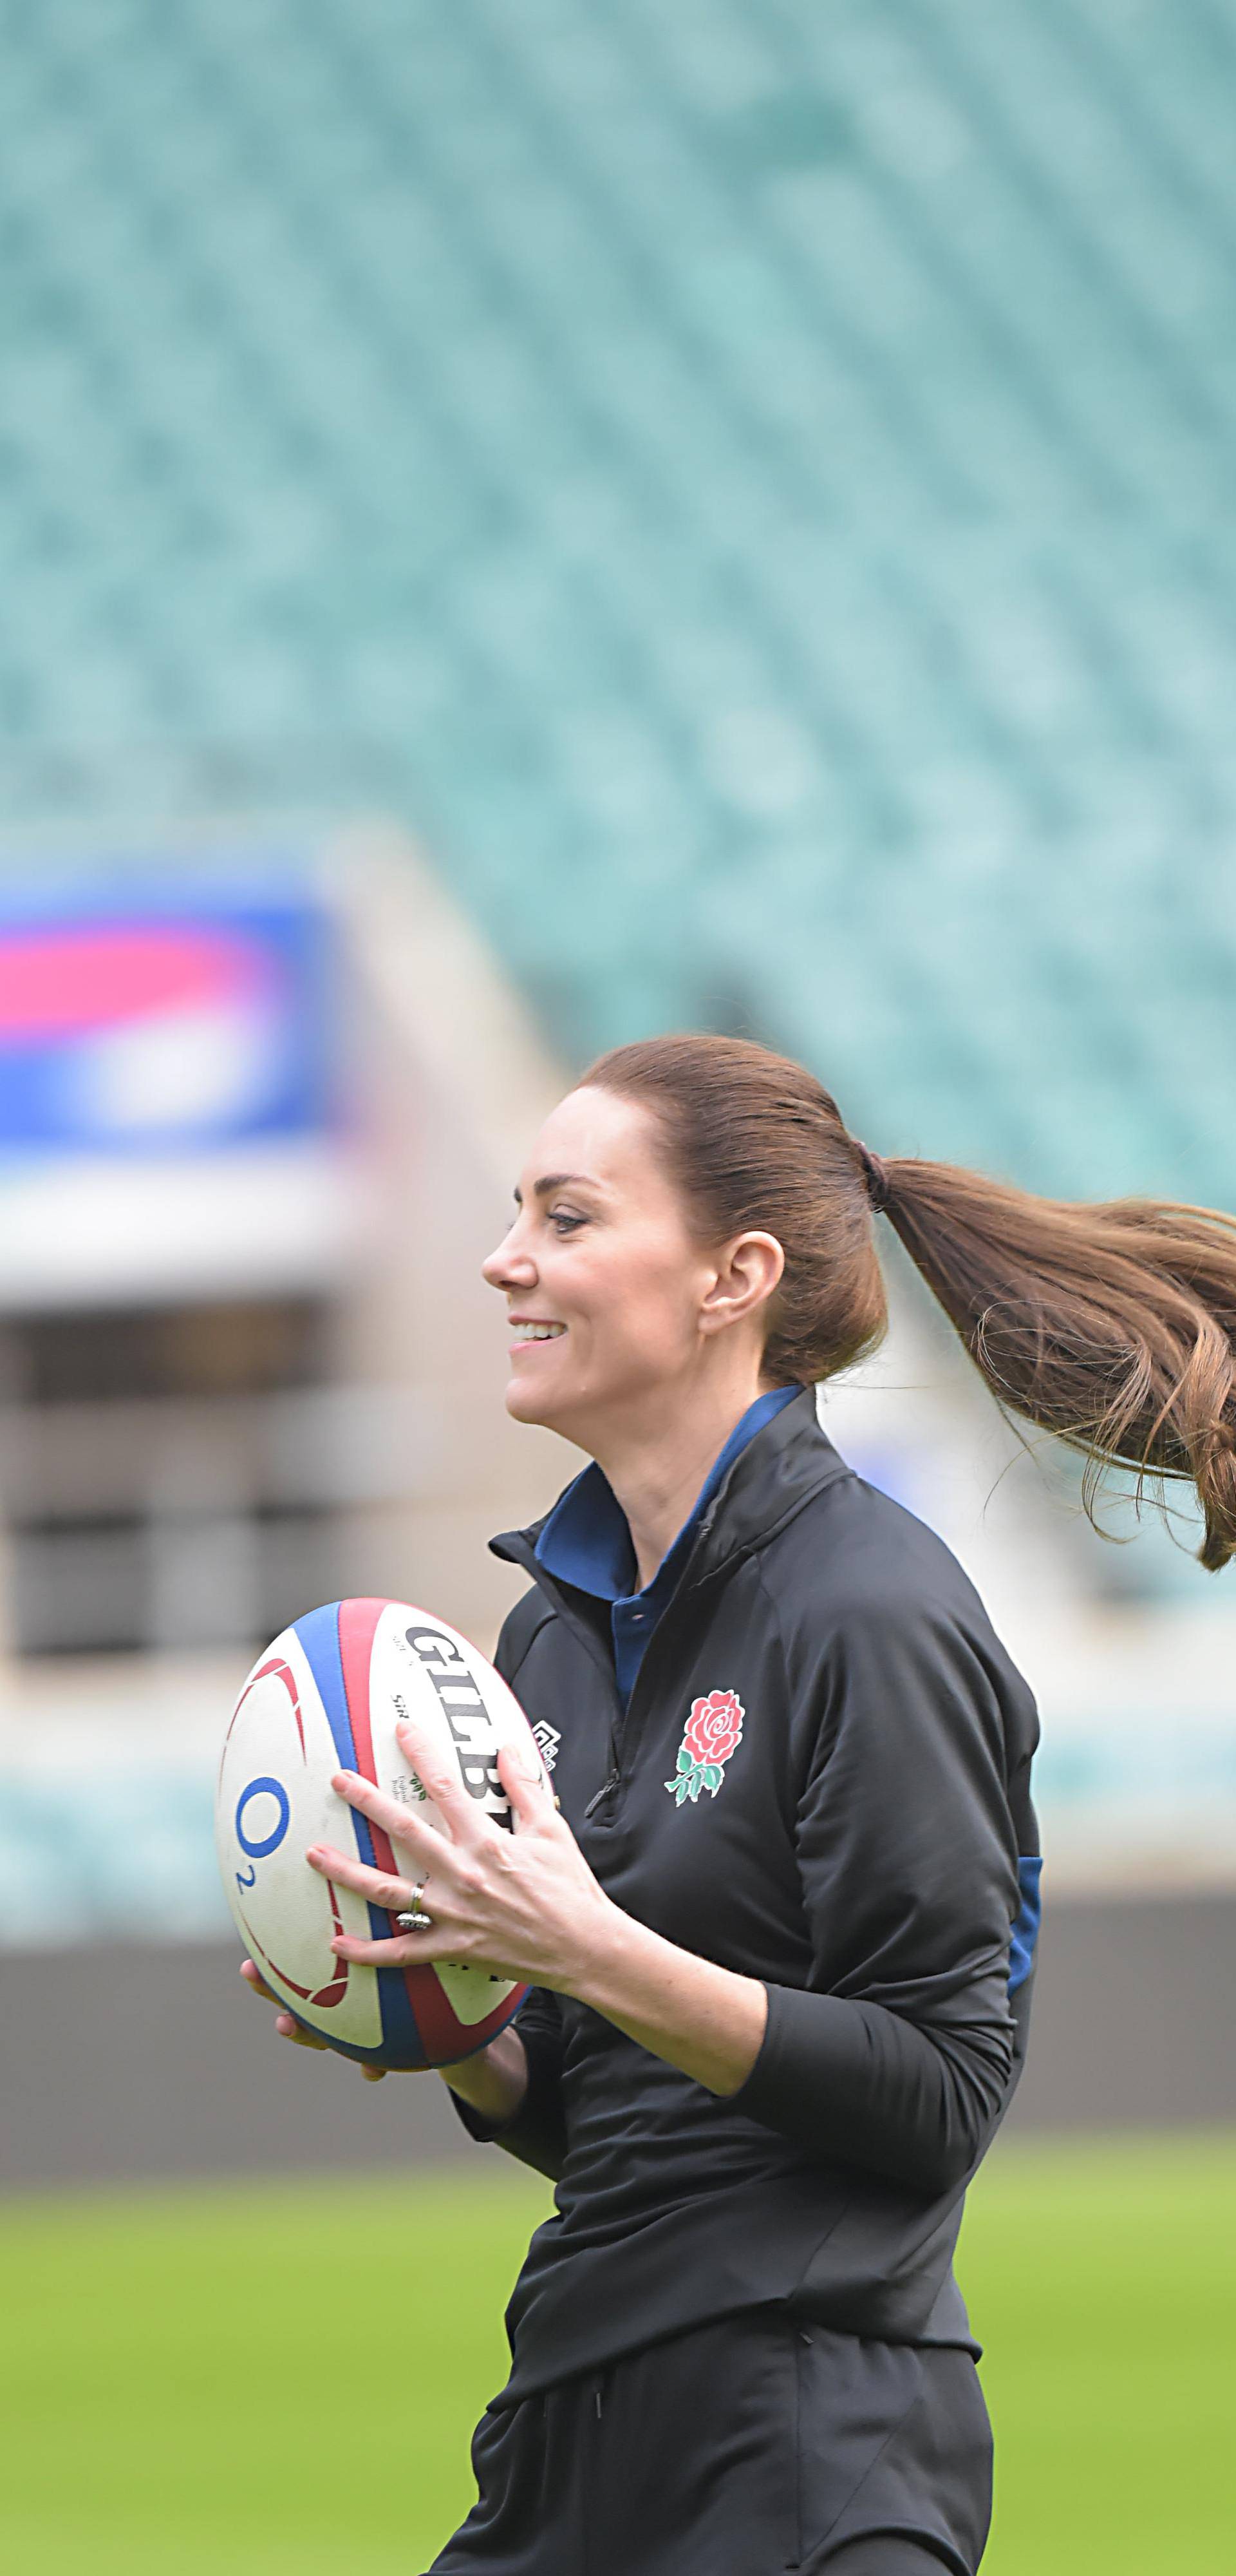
[549,1211,585,1235]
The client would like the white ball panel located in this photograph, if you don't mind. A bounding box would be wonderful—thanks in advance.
[363,1605,544,2027]
[216,1628,382,2051]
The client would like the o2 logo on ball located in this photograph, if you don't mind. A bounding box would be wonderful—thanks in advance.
[232,1775,291,1886]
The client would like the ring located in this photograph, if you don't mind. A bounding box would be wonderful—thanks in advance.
[394,1880,432,1933]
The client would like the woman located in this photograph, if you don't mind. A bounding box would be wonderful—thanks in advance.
[245,1036,1236,2574]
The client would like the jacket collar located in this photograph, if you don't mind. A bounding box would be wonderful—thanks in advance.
[489,1385,852,1599]
[531,1385,800,1605]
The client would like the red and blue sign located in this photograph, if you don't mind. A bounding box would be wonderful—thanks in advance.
[0,880,336,1155]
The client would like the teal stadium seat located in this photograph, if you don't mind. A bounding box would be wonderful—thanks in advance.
[1,0,1235,1204]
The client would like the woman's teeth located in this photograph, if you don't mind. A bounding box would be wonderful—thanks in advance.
[512,1322,566,1341]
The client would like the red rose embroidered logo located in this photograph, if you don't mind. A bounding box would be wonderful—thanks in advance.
[665,1689,745,1804]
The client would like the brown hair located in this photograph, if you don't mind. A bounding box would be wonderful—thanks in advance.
[581,1033,1236,1573]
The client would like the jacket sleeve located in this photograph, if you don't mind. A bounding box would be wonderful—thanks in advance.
[445,1592,570,2182]
[730,1586,1031,2197]
[445,1984,569,2182]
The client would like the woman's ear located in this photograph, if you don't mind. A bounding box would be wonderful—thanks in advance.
[698,1232,785,1338]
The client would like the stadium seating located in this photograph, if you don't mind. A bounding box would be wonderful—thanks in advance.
[2,0,1235,1201]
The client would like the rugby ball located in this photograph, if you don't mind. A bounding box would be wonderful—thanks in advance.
[216,1596,538,2069]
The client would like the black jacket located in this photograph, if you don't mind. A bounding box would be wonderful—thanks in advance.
[456,1388,1040,2400]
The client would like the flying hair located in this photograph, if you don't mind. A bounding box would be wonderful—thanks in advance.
[580,1033,1236,1575]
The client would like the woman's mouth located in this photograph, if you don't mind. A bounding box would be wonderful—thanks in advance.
[510,1320,566,1345]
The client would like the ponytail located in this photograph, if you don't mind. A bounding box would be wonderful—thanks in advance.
[580,1034,1236,1574]
[874,1160,1236,1573]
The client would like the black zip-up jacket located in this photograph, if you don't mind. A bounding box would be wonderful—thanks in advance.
[454,1390,1040,2401]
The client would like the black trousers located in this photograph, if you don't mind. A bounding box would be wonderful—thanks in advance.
[428,2307,993,2576]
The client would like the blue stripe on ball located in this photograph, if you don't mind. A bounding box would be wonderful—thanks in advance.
[289,1600,427,2069]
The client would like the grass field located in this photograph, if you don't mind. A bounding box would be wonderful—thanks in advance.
[2,2133,1232,2573]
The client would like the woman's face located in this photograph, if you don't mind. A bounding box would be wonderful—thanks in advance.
[483,1086,751,1444]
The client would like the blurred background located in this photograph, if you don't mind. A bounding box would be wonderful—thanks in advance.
[1,4,1233,2571]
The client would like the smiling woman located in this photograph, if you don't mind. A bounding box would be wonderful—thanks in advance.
[483,1085,788,1589]
[243,1033,1236,2576]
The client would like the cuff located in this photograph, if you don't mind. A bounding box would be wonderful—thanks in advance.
[444,2029,567,2183]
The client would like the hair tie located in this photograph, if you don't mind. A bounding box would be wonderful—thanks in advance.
[854,1141,892,1215]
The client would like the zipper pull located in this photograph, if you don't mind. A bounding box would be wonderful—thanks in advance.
[585,1767,619,1818]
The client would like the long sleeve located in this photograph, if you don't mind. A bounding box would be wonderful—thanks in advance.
[731,1584,1031,2197]
[446,1984,569,2181]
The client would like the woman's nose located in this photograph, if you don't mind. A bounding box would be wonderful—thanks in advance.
[482,1226,536,1290]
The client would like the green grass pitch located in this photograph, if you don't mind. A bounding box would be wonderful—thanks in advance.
[1,2132,1231,2573]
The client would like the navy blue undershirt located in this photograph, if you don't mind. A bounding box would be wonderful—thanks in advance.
[534,1386,801,1710]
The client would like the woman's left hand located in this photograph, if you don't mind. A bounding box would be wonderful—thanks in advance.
[307,1718,620,1996]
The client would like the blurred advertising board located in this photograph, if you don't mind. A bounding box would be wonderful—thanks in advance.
[0,867,359,1305]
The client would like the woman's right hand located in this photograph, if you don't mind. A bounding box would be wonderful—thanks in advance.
[239,1956,389,2081]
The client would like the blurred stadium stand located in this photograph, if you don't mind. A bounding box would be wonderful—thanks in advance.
[3,0,1236,1201]
[2,0,1236,2174]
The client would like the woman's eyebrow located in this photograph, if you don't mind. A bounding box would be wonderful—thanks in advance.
[512,1171,606,1206]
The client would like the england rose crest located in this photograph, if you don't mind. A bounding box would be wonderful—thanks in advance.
[665,1689,745,1804]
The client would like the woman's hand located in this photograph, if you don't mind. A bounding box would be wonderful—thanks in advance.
[308,1717,621,1994]
[239,1956,390,2079]
[311,1712,767,2098]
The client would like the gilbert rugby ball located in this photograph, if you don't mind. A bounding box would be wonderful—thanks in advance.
[216,1596,538,2069]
